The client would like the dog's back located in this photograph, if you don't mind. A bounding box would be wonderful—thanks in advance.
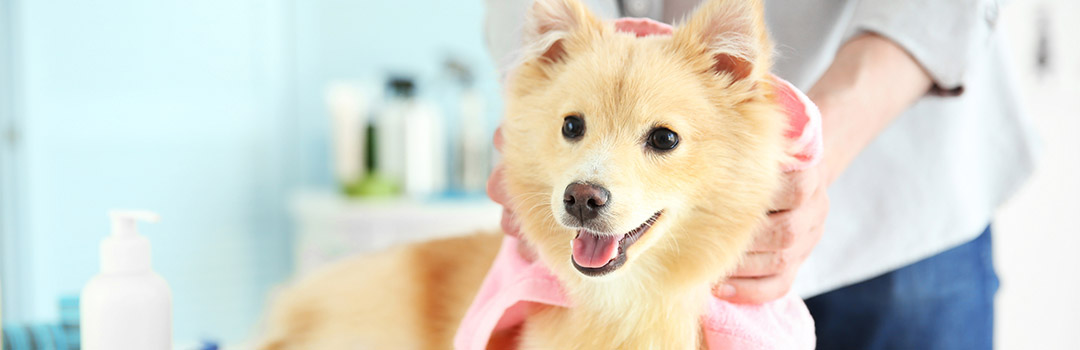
[259,233,502,350]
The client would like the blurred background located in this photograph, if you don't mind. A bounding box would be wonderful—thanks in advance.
[0,0,1076,349]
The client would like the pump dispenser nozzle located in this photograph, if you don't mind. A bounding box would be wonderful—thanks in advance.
[102,210,160,273]
[110,210,159,236]
[83,209,172,349]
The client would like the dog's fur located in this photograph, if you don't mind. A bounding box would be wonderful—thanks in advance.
[259,0,786,348]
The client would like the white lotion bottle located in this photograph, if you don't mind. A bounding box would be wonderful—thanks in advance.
[81,210,172,350]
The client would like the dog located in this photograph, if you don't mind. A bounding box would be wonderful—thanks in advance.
[259,0,802,348]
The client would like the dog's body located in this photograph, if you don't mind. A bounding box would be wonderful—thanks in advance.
[261,0,790,348]
[261,233,503,349]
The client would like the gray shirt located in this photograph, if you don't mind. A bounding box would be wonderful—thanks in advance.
[484,0,1038,297]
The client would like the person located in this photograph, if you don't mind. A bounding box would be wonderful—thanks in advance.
[483,0,1038,349]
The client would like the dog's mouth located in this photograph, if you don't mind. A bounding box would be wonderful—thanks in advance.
[571,211,663,277]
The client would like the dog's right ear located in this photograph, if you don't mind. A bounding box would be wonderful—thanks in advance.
[520,0,603,66]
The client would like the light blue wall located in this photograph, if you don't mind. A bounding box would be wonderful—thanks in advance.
[11,0,298,342]
[0,0,24,325]
[2,0,501,344]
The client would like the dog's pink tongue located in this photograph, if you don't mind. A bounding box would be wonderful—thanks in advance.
[572,231,623,268]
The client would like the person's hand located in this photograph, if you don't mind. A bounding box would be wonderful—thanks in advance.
[487,126,521,239]
[714,165,829,303]
[486,18,675,260]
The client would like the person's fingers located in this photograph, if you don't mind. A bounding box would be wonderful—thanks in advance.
[757,169,824,249]
[493,125,505,152]
[489,124,527,241]
[501,207,522,238]
[614,17,673,37]
[748,211,796,252]
[746,196,826,254]
[769,169,814,212]
[714,283,737,298]
[486,164,509,205]
[717,169,829,303]
[714,271,797,304]
[729,251,787,278]
[488,162,525,239]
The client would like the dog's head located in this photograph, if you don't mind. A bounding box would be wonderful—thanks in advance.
[501,0,785,294]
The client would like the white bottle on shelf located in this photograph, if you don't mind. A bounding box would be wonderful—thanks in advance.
[81,210,172,350]
[403,99,446,197]
[382,77,447,198]
[327,82,368,189]
[459,87,489,193]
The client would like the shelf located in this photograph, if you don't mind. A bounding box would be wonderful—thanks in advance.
[290,190,503,274]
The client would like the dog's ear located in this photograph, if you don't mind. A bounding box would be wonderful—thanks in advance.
[521,0,603,65]
[673,0,771,82]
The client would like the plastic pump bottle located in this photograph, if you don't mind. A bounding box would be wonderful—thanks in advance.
[81,210,172,350]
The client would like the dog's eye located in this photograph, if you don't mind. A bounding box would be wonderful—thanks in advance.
[647,128,679,151]
[562,115,585,140]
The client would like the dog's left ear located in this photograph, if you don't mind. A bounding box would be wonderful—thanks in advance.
[673,0,771,83]
[521,0,603,66]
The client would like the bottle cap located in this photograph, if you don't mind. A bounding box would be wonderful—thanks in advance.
[101,210,160,274]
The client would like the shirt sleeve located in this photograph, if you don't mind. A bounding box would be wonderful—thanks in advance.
[846,0,1000,95]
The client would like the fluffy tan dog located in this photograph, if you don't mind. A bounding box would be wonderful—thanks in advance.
[259,0,786,348]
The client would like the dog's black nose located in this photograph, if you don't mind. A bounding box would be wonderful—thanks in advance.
[563,182,610,223]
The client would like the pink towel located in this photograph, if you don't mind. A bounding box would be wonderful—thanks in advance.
[773,75,824,172]
[455,76,821,349]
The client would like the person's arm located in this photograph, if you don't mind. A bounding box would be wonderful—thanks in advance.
[717,32,937,302]
[811,33,933,185]
[812,0,999,180]
[718,0,999,303]
[717,33,932,303]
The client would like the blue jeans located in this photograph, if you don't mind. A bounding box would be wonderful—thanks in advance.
[805,225,998,350]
